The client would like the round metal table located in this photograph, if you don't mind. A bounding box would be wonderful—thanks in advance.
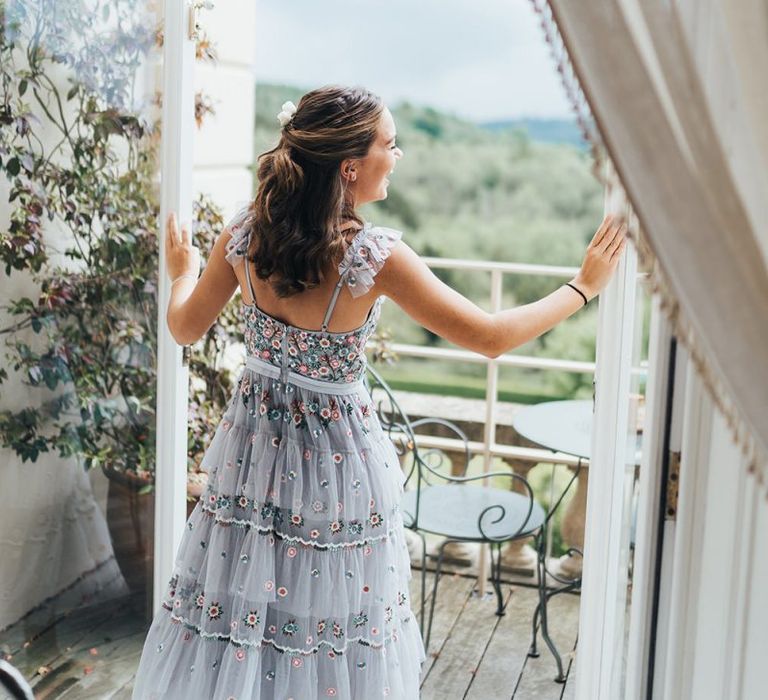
[512,399,642,462]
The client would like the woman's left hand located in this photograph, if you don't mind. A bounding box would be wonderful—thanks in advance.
[165,211,201,281]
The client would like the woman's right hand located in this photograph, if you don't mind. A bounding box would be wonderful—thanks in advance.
[572,214,627,300]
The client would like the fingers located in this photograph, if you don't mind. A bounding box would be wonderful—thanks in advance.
[591,214,614,248]
[166,212,177,247]
[166,212,192,247]
[605,222,626,253]
[610,236,627,261]
[599,219,625,254]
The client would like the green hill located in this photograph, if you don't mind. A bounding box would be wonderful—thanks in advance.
[479,118,587,149]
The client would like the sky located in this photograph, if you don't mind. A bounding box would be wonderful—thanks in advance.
[253,0,572,123]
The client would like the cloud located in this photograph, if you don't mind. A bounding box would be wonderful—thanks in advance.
[254,0,572,121]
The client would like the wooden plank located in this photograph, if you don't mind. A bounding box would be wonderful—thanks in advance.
[514,592,580,698]
[419,574,477,686]
[108,684,135,700]
[27,598,144,697]
[561,652,578,700]
[465,586,539,700]
[8,596,136,679]
[56,631,145,699]
[408,565,435,625]
[421,581,513,700]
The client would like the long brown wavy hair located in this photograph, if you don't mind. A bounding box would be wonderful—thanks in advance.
[243,85,384,297]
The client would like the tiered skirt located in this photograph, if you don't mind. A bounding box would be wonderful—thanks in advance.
[131,357,426,699]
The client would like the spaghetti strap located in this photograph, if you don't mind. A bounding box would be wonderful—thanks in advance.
[320,276,346,332]
[242,231,257,306]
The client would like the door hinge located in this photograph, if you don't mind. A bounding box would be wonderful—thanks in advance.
[188,1,213,41]
[665,450,681,519]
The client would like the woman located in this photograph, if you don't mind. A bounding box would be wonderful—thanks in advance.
[132,85,625,700]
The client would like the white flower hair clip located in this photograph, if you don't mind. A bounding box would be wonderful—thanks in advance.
[277,100,297,128]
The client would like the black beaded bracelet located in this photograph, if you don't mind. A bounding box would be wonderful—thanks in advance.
[565,282,588,307]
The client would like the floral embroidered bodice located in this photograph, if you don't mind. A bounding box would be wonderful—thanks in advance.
[223,205,402,384]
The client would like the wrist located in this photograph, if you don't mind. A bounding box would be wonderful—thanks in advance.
[567,277,594,304]
[171,272,197,287]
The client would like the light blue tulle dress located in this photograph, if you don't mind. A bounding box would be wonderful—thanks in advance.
[131,206,426,699]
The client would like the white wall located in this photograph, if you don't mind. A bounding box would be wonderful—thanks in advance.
[192,0,257,220]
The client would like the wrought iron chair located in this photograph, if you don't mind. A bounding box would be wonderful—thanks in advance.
[0,659,35,700]
[364,364,581,682]
[526,459,583,682]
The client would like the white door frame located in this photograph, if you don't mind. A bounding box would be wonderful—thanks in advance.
[623,297,682,699]
[153,0,196,615]
[575,175,641,699]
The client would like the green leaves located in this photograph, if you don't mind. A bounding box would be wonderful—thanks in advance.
[0,0,165,478]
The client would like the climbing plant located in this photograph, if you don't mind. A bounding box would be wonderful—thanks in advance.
[0,0,236,487]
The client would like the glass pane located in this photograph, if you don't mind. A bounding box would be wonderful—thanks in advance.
[613,267,653,694]
[0,0,162,692]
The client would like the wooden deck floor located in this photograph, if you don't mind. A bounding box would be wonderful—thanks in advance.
[1,567,579,699]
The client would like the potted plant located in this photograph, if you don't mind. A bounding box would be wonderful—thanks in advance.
[0,0,231,603]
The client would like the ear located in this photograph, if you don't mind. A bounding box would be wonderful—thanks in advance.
[340,158,357,182]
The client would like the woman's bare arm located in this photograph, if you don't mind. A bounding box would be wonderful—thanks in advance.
[166,220,239,345]
[375,215,626,359]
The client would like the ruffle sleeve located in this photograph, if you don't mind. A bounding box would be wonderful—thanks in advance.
[338,223,403,298]
[223,204,253,267]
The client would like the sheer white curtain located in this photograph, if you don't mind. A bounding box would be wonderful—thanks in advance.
[541,0,768,491]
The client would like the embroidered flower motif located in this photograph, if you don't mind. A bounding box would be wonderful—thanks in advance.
[352,611,368,627]
[347,519,363,535]
[234,648,246,662]
[291,656,303,668]
[243,610,260,628]
[207,602,222,620]
[317,619,327,635]
[264,580,274,591]
[367,511,383,528]
[332,452,343,464]
[286,546,298,558]
[332,621,344,638]
[195,593,205,609]
[329,519,344,535]
[277,586,288,597]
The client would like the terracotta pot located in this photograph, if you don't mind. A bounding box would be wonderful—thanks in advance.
[101,465,209,615]
[101,462,154,617]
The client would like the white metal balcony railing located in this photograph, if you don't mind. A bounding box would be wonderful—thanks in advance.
[376,256,648,567]
[382,256,646,465]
